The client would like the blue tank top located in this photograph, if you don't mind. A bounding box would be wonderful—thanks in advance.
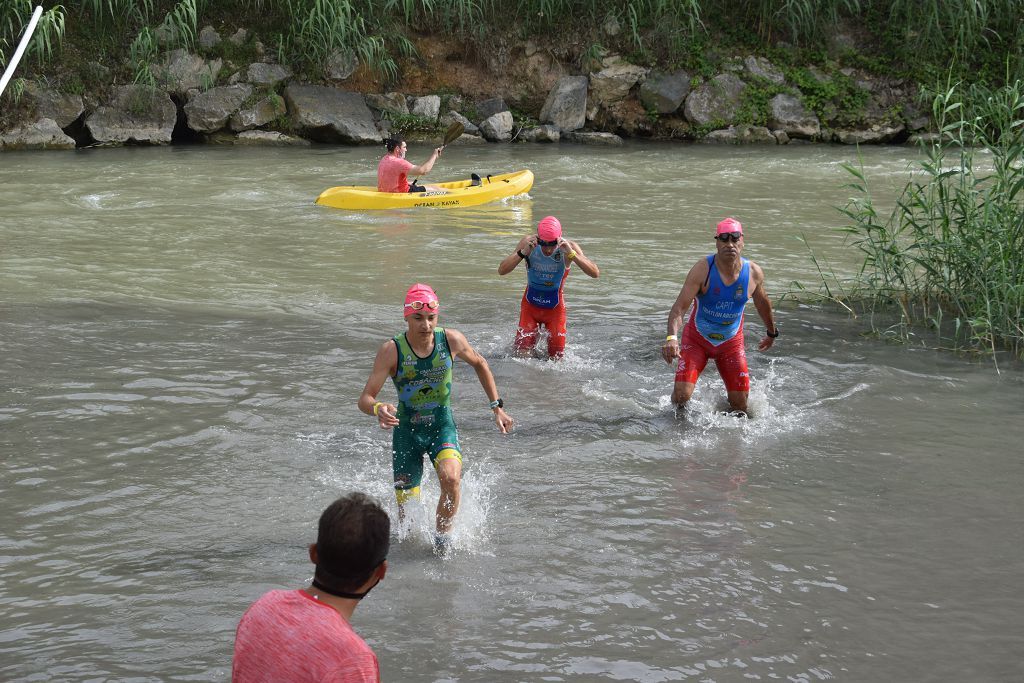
[694,255,750,345]
[524,245,569,309]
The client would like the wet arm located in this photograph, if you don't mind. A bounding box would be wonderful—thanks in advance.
[750,265,778,349]
[408,148,441,176]
[566,241,599,278]
[357,342,399,424]
[662,260,706,363]
[447,329,513,432]
[499,235,536,275]
[667,261,707,336]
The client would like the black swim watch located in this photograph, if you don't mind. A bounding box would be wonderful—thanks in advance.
[489,398,504,409]
[766,326,780,338]
[516,250,527,259]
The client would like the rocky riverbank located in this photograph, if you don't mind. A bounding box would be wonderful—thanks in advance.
[0,24,935,152]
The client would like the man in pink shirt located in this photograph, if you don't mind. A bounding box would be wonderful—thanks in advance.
[377,135,445,193]
[232,493,390,683]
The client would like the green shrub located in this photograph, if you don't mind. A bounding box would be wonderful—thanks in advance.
[833,79,1024,360]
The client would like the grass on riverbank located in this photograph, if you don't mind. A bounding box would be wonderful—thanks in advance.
[821,79,1024,363]
[3,1,1023,95]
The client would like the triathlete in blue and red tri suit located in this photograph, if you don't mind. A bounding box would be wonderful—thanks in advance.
[661,218,779,416]
[498,216,600,359]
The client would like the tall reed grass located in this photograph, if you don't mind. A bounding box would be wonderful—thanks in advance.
[885,0,1023,75]
[836,80,1024,362]
[1,0,65,68]
[275,0,402,79]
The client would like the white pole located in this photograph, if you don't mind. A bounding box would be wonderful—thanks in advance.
[0,5,44,98]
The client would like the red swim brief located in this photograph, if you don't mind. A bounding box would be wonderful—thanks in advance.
[674,318,750,391]
[514,296,567,358]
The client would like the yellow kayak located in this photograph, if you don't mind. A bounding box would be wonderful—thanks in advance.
[316,170,534,210]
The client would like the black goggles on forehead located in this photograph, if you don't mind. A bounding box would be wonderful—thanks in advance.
[716,232,743,243]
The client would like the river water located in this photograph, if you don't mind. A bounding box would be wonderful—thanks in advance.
[2,142,1022,682]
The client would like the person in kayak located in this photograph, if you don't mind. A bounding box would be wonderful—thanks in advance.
[498,215,600,359]
[661,218,779,416]
[357,283,513,553]
[377,135,446,193]
[232,492,389,683]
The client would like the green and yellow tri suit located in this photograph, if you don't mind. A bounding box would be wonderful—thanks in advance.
[390,328,462,502]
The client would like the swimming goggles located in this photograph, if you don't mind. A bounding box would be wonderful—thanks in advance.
[404,300,440,311]
[537,238,559,246]
[716,233,743,243]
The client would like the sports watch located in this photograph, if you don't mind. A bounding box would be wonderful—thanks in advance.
[766,326,780,338]
[489,398,504,409]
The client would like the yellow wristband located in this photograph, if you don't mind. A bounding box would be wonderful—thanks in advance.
[566,249,577,261]
[372,401,383,416]
[666,334,678,342]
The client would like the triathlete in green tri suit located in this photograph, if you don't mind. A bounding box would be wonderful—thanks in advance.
[358,284,514,550]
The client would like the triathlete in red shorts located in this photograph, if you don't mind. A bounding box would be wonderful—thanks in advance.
[661,218,779,415]
[498,216,600,358]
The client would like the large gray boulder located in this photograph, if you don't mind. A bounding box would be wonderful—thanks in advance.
[198,26,221,51]
[522,124,560,143]
[85,85,177,145]
[683,73,748,127]
[475,96,508,122]
[24,82,84,128]
[440,110,479,135]
[589,63,648,106]
[325,49,358,81]
[862,92,908,131]
[743,56,785,84]
[284,84,380,144]
[768,94,820,139]
[246,63,292,87]
[364,92,409,118]
[539,76,587,132]
[409,95,440,120]
[700,124,776,144]
[479,111,514,142]
[153,49,222,98]
[234,130,310,146]
[834,125,904,144]
[0,118,76,150]
[639,70,691,114]
[230,94,286,131]
[562,131,623,146]
[828,77,907,143]
[447,133,487,145]
[185,84,253,133]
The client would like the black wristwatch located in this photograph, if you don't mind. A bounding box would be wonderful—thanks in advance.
[516,250,527,259]
[766,326,780,338]
[489,398,504,409]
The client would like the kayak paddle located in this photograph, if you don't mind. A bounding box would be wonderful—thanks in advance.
[441,121,464,148]
[411,122,464,190]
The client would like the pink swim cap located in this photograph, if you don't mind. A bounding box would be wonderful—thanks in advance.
[537,216,562,241]
[716,218,743,235]
[403,283,440,316]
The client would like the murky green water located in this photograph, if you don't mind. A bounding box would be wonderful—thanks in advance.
[2,142,1022,681]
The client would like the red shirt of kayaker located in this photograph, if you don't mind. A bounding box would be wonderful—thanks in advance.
[377,154,414,193]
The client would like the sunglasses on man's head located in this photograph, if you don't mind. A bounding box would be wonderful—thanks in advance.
[537,238,558,247]
[716,233,743,243]
[405,300,439,311]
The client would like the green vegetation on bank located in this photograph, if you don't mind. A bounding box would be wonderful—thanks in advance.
[827,79,1024,362]
[3,1,1023,93]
